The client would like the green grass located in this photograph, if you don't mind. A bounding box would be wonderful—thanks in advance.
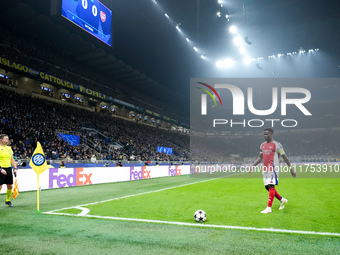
[83,176,340,233]
[0,173,339,254]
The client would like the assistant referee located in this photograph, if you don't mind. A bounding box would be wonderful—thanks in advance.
[0,134,18,208]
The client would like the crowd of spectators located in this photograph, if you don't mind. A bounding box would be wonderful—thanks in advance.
[0,88,189,162]
[1,86,338,163]
[190,130,340,163]
[1,27,339,164]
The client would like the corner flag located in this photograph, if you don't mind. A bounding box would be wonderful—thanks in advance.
[13,178,19,199]
[29,142,48,213]
[29,142,48,176]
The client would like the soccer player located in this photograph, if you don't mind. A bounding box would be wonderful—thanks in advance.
[0,134,18,208]
[250,128,296,213]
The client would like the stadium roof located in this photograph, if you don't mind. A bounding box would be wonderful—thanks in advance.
[1,0,340,122]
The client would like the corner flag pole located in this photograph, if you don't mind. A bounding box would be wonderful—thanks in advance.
[37,175,40,213]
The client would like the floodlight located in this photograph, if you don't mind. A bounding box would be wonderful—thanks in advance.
[229,25,237,34]
[233,36,243,45]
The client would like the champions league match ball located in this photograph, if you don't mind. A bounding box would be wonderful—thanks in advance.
[194,210,206,222]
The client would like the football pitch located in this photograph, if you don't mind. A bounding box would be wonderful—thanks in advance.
[1,170,339,254]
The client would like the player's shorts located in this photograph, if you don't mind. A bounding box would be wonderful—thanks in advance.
[263,170,279,186]
[0,167,14,185]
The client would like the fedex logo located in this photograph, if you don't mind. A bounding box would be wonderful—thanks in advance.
[130,167,151,180]
[169,166,182,176]
[49,168,92,188]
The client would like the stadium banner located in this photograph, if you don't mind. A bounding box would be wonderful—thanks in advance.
[0,56,180,125]
[57,133,80,146]
[4,165,190,193]
[0,57,30,73]
[112,98,137,110]
[0,57,143,111]
[146,109,161,118]
[79,86,105,99]
[40,72,75,89]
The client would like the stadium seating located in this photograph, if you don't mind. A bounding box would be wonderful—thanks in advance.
[0,87,189,161]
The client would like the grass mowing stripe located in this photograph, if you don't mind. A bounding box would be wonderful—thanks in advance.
[71,177,339,233]
[3,174,339,254]
[42,212,340,237]
[43,175,226,213]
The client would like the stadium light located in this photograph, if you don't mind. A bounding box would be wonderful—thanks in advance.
[156,0,320,70]
[233,36,243,46]
[239,47,246,55]
[243,57,252,65]
[225,58,235,67]
[216,58,235,69]
[229,25,237,34]
[216,60,223,68]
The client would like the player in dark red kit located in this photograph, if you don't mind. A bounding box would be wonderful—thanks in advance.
[250,128,296,213]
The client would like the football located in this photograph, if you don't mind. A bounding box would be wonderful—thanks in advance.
[194,210,206,222]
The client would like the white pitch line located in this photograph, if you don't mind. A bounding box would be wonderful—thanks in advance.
[43,175,227,214]
[42,212,340,237]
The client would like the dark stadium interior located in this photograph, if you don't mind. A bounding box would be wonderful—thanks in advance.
[0,0,340,163]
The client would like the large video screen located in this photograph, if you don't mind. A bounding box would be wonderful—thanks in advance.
[61,0,112,46]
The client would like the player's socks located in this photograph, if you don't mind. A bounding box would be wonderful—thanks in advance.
[268,187,275,207]
[6,189,12,202]
[275,190,282,200]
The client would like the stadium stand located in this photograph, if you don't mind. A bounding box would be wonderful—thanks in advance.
[0,87,189,162]
[191,130,340,163]
[0,27,176,119]
[1,21,338,165]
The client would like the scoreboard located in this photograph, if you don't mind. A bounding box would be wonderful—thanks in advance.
[61,0,112,46]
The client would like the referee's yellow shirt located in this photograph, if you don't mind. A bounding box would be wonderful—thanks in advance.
[0,146,13,167]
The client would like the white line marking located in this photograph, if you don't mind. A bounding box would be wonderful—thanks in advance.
[44,176,225,214]
[73,206,91,216]
[43,212,340,237]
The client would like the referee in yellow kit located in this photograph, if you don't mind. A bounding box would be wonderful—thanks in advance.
[0,134,18,208]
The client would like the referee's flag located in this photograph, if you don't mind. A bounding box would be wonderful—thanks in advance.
[29,142,48,176]
[13,178,19,199]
